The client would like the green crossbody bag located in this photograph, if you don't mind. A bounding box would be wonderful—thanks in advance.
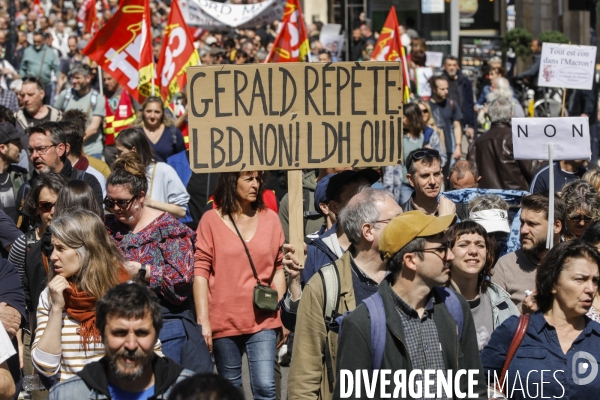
[229,214,279,312]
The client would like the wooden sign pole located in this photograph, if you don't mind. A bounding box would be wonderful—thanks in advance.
[287,170,305,268]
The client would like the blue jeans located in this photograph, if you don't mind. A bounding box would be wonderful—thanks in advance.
[213,329,276,400]
[159,319,187,364]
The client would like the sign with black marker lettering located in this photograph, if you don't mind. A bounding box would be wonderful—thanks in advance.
[537,43,597,90]
[186,62,404,172]
[512,117,591,160]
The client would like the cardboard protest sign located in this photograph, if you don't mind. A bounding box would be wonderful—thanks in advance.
[512,117,591,160]
[537,43,597,90]
[187,62,404,173]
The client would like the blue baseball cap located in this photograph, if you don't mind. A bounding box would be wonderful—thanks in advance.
[314,174,335,215]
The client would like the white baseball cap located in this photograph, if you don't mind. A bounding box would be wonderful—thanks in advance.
[469,209,510,234]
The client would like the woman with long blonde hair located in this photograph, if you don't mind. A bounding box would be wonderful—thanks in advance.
[31,210,130,383]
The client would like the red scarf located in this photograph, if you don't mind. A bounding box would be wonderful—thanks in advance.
[63,267,130,351]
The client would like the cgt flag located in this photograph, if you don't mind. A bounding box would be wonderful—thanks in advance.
[371,6,409,102]
[83,0,155,103]
[265,0,309,63]
[157,0,200,106]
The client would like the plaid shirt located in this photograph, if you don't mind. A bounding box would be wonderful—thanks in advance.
[0,88,18,113]
[389,284,448,399]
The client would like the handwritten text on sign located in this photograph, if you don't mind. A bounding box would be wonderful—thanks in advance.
[186,62,404,172]
[537,43,597,90]
[512,117,591,160]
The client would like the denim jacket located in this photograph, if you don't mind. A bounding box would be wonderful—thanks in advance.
[482,311,600,400]
[48,355,194,400]
[487,282,520,330]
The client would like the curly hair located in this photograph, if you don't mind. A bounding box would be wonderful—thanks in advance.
[212,171,266,216]
[560,180,600,221]
[447,220,495,293]
[535,239,600,313]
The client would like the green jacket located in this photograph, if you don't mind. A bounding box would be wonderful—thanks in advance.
[19,45,59,86]
[334,278,488,400]
[288,251,355,400]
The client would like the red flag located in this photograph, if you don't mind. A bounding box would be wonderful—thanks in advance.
[265,0,309,63]
[83,0,155,103]
[77,0,97,34]
[370,6,409,102]
[33,0,44,17]
[156,0,200,107]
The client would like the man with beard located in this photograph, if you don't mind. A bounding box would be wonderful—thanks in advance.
[491,194,565,311]
[18,31,60,105]
[55,64,105,159]
[47,283,195,400]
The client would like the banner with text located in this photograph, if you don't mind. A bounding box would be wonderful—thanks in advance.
[512,117,591,160]
[187,62,404,172]
[537,43,597,90]
[181,0,286,29]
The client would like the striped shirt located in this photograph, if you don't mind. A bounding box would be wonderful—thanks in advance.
[7,234,27,287]
[32,288,105,382]
[32,287,163,382]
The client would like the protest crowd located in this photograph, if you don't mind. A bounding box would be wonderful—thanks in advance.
[0,0,600,399]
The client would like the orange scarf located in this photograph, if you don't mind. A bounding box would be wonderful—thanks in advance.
[63,267,130,351]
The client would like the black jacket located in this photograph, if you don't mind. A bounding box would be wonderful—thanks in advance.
[333,278,487,399]
[48,355,194,400]
[444,69,477,131]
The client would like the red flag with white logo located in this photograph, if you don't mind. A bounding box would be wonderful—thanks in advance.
[265,0,309,63]
[156,0,200,106]
[83,0,155,103]
[371,6,409,102]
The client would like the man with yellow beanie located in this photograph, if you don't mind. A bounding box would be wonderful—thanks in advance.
[334,211,487,399]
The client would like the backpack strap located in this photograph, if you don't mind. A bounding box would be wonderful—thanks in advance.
[434,286,464,340]
[363,292,386,371]
[319,263,341,325]
[319,263,341,387]
[64,88,73,109]
[25,229,37,255]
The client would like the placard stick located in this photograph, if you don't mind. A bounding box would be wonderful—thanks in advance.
[546,143,554,249]
[98,66,103,96]
[287,170,305,269]
[561,88,567,117]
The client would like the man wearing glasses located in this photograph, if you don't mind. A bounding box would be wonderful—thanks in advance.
[334,211,487,399]
[288,187,401,400]
[17,121,103,221]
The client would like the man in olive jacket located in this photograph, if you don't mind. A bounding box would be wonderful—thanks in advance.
[287,188,402,400]
[334,211,488,399]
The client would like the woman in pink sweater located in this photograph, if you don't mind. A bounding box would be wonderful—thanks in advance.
[194,171,286,399]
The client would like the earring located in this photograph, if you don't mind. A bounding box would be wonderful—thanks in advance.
[134,205,140,210]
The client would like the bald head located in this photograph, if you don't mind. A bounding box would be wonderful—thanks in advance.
[449,160,480,190]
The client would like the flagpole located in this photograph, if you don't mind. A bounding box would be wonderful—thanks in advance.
[151,62,155,96]
[98,66,103,96]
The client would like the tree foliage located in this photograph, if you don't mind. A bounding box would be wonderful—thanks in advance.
[538,30,570,45]
[503,28,532,60]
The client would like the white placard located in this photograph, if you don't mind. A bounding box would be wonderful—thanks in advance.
[512,117,591,160]
[320,34,345,59]
[416,67,434,97]
[422,0,444,14]
[537,43,597,90]
[425,51,444,68]
[181,0,286,29]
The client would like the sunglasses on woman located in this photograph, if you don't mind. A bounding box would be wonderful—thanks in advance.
[38,201,55,213]
[103,196,137,209]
